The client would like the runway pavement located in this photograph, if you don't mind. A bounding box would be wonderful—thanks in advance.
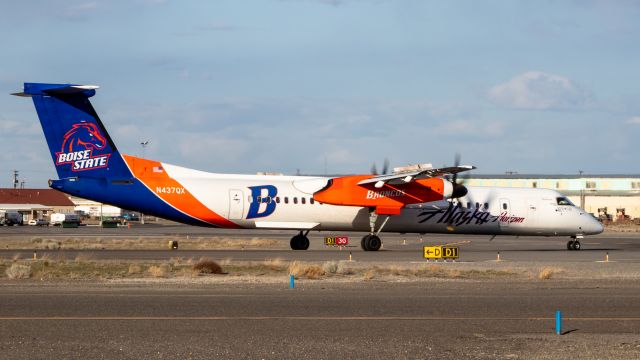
[1,225,639,358]
[0,224,639,262]
[0,281,639,359]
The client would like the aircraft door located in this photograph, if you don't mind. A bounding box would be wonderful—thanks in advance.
[527,198,541,232]
[499,198,510,227]
[228,189,244,220]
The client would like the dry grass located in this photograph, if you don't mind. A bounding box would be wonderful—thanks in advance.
[6,263,32,279]
[537,267,564,280]
[362,269,376,280]
[263,258,287,271]
[322,261,338,274]
[127,264,142,275]
[147,264,170,278]
[74,253,96,262]
[192,259,224,275]
[289,261,326,279]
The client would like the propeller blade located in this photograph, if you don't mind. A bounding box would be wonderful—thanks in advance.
[370,163,378,175]
[381,158,390,175]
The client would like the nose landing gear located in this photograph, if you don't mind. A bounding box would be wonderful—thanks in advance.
[567,236,582,251]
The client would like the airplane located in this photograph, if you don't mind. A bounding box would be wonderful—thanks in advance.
[13,82,604,251]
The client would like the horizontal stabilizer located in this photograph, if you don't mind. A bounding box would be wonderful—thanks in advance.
[12,83,99,97]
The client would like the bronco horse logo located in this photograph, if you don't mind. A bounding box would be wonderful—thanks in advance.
[55,122,110,171]
[61,122,106,152]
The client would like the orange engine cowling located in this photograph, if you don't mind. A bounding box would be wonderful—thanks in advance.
[313,175,449,215]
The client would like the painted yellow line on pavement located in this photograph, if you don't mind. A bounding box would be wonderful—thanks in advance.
[0,316,639,321]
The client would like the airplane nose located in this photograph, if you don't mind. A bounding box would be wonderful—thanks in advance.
[583,215,604,235]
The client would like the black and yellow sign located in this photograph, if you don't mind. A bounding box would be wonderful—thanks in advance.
[423,246,459,259]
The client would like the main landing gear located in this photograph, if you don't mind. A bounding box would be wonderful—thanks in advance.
[290,230,310,250]
[567,236,582,251]
[361,211,389,251]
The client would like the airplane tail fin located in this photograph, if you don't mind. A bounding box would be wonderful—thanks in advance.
[13,83,131,180]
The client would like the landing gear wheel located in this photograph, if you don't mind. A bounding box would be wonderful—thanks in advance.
[567,241,574,251]
[571,240,581,251]
[290,235,310,250]
[360,234,382,251]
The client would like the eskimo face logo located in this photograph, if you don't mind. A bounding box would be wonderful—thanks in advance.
[55,122,111,171]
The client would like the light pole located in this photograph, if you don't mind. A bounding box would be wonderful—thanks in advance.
[140,141,149,224]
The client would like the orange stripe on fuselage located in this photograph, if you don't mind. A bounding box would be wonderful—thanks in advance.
[122,155,239,228]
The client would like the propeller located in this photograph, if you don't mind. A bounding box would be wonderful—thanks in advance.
[446,153,470,231]
[370,158,390,175]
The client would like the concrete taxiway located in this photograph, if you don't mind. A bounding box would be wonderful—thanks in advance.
[1,225,639,359]
[0,281,639,359]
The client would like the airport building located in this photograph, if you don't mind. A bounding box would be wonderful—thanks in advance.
[0,188,76,222]
[0,188,123,221]
[466,175,640,220]
[68,196,122,218]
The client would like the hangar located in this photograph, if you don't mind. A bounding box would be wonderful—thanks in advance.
[0,188,75,222]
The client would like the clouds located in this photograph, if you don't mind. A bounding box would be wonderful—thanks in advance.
[487,71,593,110]
[628,116,640,124]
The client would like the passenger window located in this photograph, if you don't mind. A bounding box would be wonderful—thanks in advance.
[467,202,471,208]
[293,197,298,204]
[275,197,280,204]
[284,197,289,204]
[502,203,507,210]
[484,203,489,210]
[301,197,306,204]
[310,198,315,204]
[475,202,480,209]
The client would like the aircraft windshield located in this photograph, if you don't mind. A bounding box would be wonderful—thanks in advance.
[556,197,574,206]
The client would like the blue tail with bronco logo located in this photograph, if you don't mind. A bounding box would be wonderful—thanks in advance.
[14,82,212,226]
[14,83,132,179]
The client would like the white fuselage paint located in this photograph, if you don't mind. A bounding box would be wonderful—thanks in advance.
[162,163,604,237]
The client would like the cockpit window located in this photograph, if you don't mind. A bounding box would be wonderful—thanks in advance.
[556,197,574,206]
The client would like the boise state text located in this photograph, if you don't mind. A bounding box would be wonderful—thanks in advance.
[56,150,110,171]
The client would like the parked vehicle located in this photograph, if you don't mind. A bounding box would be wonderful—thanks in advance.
[50,213,81,226]
[121,213,140,222]
[28,219,49,226]
[0,210,24,226]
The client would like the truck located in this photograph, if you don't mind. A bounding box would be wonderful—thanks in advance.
[0,210,23,226]
[50,213,81,226]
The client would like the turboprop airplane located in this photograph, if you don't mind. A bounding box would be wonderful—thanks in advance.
[14,82,603,251]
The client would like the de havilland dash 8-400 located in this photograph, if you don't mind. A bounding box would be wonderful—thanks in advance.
[13,83,603,251]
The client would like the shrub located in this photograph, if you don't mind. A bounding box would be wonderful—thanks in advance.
[322,261,338,274]
[6,263,32,279]
[289,261,325,279]
[128,264,142,275]
[192,259,224,274]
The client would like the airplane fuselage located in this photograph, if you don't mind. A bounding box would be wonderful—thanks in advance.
[53,157,603,238]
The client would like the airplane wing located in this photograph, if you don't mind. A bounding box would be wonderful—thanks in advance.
[357,165,475,187]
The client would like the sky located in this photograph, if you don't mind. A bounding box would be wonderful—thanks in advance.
[1,0,639,188]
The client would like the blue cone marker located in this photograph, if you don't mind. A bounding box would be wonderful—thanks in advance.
[556,310,562,335]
